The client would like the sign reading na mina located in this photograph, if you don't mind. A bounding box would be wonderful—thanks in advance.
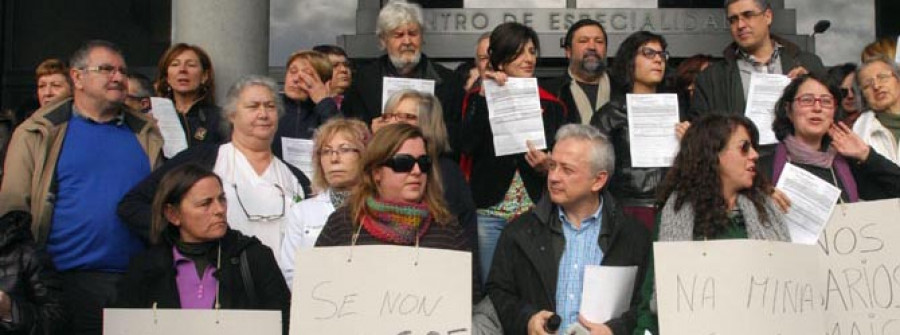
[423,9,731,34]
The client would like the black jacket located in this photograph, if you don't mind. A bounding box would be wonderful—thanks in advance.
[689,36,825,120]
[486,192,651,335]
[459,88,576,208]
[590,97,668,207]
[0,211,65,335]
[117,144,312,243]
[341,54,466,152]
[271,94,341,159]
[174,100,225,148]
[540,73,582,124]
[114,229,290,334]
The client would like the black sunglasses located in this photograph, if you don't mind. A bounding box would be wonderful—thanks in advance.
[383,154,431,174]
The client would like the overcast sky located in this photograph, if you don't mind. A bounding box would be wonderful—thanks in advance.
[269,0,874,66]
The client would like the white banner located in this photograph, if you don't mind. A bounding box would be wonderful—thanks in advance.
[103,309,281,335]
[291,245,472,334]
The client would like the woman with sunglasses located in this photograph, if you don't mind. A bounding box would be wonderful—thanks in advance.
[853,56,900,166]
[119,75,312,274]
[373,90,478,256]
[634,114,790,334]
[589,31,683,230]
[280,118,371,286]
[459,22,576,285]
[759,73,900,201]
[116,164,290,334]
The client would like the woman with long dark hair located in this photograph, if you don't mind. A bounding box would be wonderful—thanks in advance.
[635,115,790,334]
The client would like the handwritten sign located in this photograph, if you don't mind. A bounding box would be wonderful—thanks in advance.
[291,245,472,334]
[654,199,900,334]
[103,309,281,335]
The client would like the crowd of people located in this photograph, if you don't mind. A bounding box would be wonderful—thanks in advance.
[1,0,899,334]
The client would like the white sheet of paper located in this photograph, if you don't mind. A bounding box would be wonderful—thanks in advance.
[775,163,842,245]
[484,77,546,156]
[626,94,680,167]
[744,73,791,145]
[291,245,472,334]
[280,137,315,179]
[103,309,281,335]
[150,97,189,158]
[381,77,436,112]
[579,265,638,324]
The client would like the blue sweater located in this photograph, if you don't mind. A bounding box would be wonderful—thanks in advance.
[49,114,149,272]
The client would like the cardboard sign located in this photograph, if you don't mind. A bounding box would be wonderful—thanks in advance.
[291,245,472,334]
[103,309,281,335]
[654,199,900,334]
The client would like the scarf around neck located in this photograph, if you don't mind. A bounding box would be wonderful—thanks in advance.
[360,196,432,245]
[659,193,789,242]
[774,137,859,202]
[782,135,837,168]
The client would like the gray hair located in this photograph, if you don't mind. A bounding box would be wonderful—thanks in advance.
[220,75,284,134]
[857,56,900,111]
[376,0,424,40]
[555,124,615,177]
[723,0,770,11]
[127,72,154,98]
[383,89,450,154]
[69,40,124,70]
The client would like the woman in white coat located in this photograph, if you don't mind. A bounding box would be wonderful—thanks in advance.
[854,56,900,165]
[280,118,371,285]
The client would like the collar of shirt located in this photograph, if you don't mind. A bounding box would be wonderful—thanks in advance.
[557,200,604,232]
[72,105,125,126]
[736,41,783,73]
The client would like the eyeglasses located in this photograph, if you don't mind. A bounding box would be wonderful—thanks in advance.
[383,154,431,174]
[81,64,128,77]
[639,47,669,61]
[860,72,896,91]
[319,146,360,158]
[726,10,766,25]
[381,112,418,122]
[839,88,853,98]
[232,183,285,222]
[793,94,835,108]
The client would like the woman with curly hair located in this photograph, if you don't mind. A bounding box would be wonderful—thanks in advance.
[634,114,790,334]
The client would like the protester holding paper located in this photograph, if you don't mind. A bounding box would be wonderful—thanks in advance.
[315,124,476,292]
[761,73,900,201]
[589,31,681,230]
[459,22,575,285]
[280,118,370,286]
[118,76,312,272]
[487,124,650,335]
[154,43,224,147]
[271,50,341,160]
[116,164,290,334]
[635,115,790,334]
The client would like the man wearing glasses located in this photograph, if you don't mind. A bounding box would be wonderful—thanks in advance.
[690,0,824,123]
[0,40,162,334]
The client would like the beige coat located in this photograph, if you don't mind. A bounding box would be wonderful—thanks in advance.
[0,98,162,245]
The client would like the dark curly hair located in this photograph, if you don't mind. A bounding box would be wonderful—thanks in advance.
[488,22,540,73]
[610,31,670,94]
[657,114,773,239]
[772,73,842,141]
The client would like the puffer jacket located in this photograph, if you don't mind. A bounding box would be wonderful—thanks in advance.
[590,97,668,207]
[0,211,65,335]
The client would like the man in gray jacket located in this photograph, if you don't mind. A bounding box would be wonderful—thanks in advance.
[689,0,824,120]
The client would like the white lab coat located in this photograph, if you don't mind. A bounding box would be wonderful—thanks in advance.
[279,189,336,288]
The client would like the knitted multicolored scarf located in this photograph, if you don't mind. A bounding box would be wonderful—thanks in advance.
[361,196,431,245]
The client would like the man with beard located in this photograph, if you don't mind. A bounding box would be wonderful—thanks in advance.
[341,0,465,152]
[0,40,162,334]
[542,19,611,124]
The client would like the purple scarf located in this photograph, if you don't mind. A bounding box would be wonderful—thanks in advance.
[773,136,859,202]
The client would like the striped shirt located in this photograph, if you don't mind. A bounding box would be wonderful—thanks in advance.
[555,203,604,331]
